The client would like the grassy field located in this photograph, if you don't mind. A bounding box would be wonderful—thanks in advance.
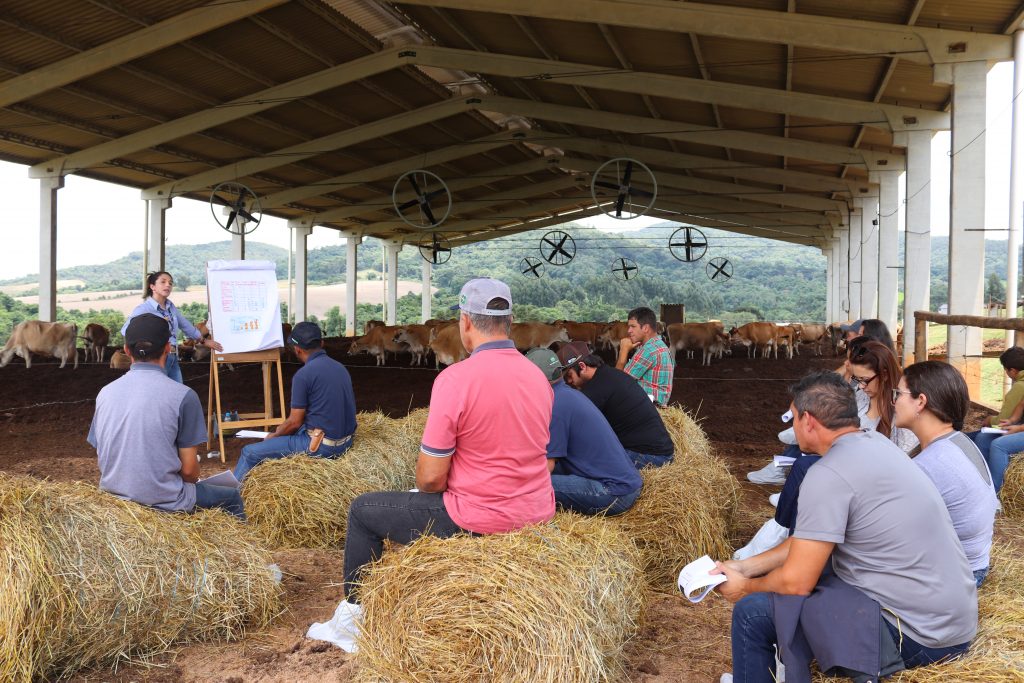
[925,323,1009,409]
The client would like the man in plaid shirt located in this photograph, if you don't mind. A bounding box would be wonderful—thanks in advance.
[615,306,675,406]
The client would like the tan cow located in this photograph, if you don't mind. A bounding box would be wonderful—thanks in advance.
[729,322,777,359]
[109,349,132,370]
[795,323,829,356]
[82,323,110,364]
[556,320,602,347]
[393,324,433,366]
[349,324,405,366]
[190,321,214,362]
[1,320,78,369]
[429,322,468,367]
[510,322,569,352]
[596,321,629,352]
[363,319,385,335]
[667,322,729,366]
[775,325,798,360]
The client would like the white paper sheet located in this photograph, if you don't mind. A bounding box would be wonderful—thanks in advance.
[234,429,271,439]
[206,260,284,354]
[201,469,240,490]
[773,455,796,468]
[677,555,727,603]
[981,427,1009,434]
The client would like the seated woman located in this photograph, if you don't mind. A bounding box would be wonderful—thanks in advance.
[894,361,998,587]
[966,346,1024,490]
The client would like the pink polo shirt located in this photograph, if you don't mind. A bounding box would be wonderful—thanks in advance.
[421,340,556,534]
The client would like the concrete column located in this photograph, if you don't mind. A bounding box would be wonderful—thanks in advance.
[874,171,900,332]
[899,130,934,365]
[1008,31,1024,356]
[831,236,843,322]
[291,224,311,322]
[421,258,432,323]
[38,176,63,322]
[859,194,880,320]
[945,60,988,396]
[838,230,851,321]
[848,205,863,321]
[385,242,401,325]
[345,234,361,336]
[231,227,245,261]
[147,197,170,273]
[824,247,834,324]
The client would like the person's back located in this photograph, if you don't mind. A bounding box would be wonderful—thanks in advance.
[581,364,674,458]
[292,348,356,439]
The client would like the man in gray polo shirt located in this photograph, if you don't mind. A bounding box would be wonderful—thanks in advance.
[713,371,975,683]
[88,313,244,519]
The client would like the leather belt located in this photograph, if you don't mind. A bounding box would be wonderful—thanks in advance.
[306,429,352,447]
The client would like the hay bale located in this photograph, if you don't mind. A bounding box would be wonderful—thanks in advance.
[353,513,647,683]
[0,474,281,683]
[1000,456,1024,520]
[608,406,739,589]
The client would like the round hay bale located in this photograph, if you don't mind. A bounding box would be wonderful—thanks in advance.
[608,406,738,590]
[353,513,646,683]
[999,456,1024,520]
[0,474,281,683]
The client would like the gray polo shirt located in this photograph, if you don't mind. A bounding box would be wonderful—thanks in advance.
[88,362,207,511]
[794,429,977,648]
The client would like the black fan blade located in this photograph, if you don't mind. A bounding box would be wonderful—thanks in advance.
[423,188,447,202]
[237,207,257,223]
[398,197,420,212]
[422,202,438,227]
[407,175,424,199]
[615,192,627,217]
[225,211,237,230]
[621,160,634,186]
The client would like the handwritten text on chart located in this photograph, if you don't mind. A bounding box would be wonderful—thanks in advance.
[220,280,268,314]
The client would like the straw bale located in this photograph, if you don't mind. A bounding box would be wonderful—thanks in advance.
[608,406,738,590]
[1000,456,1024,520]
[353,513,647,683]
[0,474,281,683]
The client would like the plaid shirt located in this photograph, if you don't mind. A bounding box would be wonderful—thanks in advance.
[624,336,675,406]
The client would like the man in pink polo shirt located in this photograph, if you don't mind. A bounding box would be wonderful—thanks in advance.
[308,278,555,652]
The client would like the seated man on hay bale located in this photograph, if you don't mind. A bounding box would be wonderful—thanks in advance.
[88,313,245,519]
[233,321,356,481]
[614,306,675,407]
[712,372,977,683]
[307,278,556,652]
[558,341,675,469]
[525,347,643,515]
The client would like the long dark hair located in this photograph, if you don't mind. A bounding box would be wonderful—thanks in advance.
[144,271,173,299]
[848,340,901,438]
[859,319,895,354]
[903,361,969,431]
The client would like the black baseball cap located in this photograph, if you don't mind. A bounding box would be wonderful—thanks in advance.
[289,321,323,349]
[125,313,170,359]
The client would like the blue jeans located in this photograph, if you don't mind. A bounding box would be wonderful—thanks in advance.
[973,567,989,588]
[883,619,970,669]
[966,429,1020,491]
[550,473,640,516]
[194,481,245,520]
[165,352,183,383]
[623,448,673,469]
[234,431,352,481]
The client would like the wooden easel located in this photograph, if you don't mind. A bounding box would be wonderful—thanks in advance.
[206,348,287,463]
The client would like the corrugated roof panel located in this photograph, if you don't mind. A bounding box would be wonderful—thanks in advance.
[0,29,74,75]
[791,48,890,102]
[697,37,788,90]
[793,0,916,25]
[883,61,950,109]
[610,26,703,78]
[5,1,144,51]
[917,0,1018,33]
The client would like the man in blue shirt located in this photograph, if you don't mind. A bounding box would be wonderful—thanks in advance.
[234,322,357,481]
[525,348,643,515]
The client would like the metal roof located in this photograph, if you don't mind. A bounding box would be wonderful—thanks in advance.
[1,0,1021,249]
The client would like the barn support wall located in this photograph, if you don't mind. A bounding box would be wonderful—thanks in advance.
[824,247,834,324]
[899,130,934,365]
[292,225,311,322]
[875,170,900,332]
[146,197,170,274]
[1007,30,1024,362]
[231,228,245,261]
[421,258,432,323]
[345,234,361,336]
[859,195,879,320]
[385,242,401,325]
[830,235,842,322]
[838,230,850,321]
[848,204,863,321]
[37,176,63,322]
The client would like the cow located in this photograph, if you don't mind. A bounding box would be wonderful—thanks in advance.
[190,321,214,362]
[555,320,602,347]
[795,323,829,356]
[667,322,729,366]
[775,324,798,360]
[596,321,629,353]
[429,322,468,367]
[729,322,777,359]
[1,320,78,369]
[109,349,132,370]
[349,324,405,366]
[82,323,110,364]
[510,322,569,352]
[393,324,433,366]
[363,320,385,335]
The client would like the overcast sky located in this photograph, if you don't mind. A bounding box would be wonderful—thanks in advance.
[0,62,1013,281]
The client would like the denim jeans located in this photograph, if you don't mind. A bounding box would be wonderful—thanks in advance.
[343,491,464,601]
[973,566,989,588]
[883,619,970,669]
[194,481,245,520]
[165,351,183,383]
[550,473,640,516]
[623,448,673,469]
[234,431,353,481]
[986,432,1024,492]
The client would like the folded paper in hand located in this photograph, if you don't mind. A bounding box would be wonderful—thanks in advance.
[981,427,1009,435]
[773,455,796,468]
[234,429,271,439]
[200,469,240,490]
[677,555,727,603]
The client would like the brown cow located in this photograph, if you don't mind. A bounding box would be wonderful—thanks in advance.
[1,320,78,369]
[729,322,777,359]
[393,324,432,366]
[596,321,629,352]
[556,320,601,347]
[429,322,467,367]
[667,322,729,366]
[363,320,385,335]
[349,324,405,366]
[82,323,110,364]
[510,322,569,352]
[109,349,132,370]
[795,323,829,356]
[190,321,214,362]
[775,325,798,360]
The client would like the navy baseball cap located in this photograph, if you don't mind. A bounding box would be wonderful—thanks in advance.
[289,321,323,349]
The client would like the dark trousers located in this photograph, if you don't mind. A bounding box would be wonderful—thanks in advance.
[343,491,465,601]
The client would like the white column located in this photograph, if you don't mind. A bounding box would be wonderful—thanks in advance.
[831,235,843,322]
[231,227,245,260]
[838,230,851,320]
[421,258,432,323]
[291,223,311,322]
[824,247,834,324]
[899,130,934,365]
[1008,30,1024,353]
[38,176,63,322]
[874,171,900,331]
[345,234,361,336]
[385,242,401,325]
[860,194,880,319]
[848,205,863,321]
[946,60,988,377]
[147,197,170,273]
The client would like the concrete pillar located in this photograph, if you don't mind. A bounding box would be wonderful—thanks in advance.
[859,195,879,320]
[848,205,863,321]
[385,242,401,325]
[945,60,988,397]
[874,171,900,332]
[147,197,170,273]
[824,247,834,324]
[1008,31,1024,356]
[899,130,934,365]
[291,224,311,322]
[838,230,851,321]
[38,176,63,322]
[231,227,245,261]
[831,236,843,322]
[345,234,361,336]
[421,258,432,323]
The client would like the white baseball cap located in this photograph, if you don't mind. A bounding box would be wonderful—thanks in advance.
[451,277,513,316]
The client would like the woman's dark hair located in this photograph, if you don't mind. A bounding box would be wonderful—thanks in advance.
[144,271,173,299]
[858,319,895,353]
[902,361,969,431]
[848,340,901,438]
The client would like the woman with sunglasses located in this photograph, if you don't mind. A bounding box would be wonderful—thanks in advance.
[893,361,998,587]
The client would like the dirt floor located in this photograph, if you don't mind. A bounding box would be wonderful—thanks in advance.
[0,341,996,683]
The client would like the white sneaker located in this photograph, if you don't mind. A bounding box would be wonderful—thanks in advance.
[733,519,789,561]
[747,462,788,485]
[307,599,363,653]
[778,426,797,445]
[768,493,780,507]
[720,675,733,683]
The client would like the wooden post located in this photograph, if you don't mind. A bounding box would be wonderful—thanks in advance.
[206,348,287,463]
[914,315,928,363]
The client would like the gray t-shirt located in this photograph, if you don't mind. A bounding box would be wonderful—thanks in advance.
[914,431,998,572]
[794,430,977,648]
[88,362,207,511]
